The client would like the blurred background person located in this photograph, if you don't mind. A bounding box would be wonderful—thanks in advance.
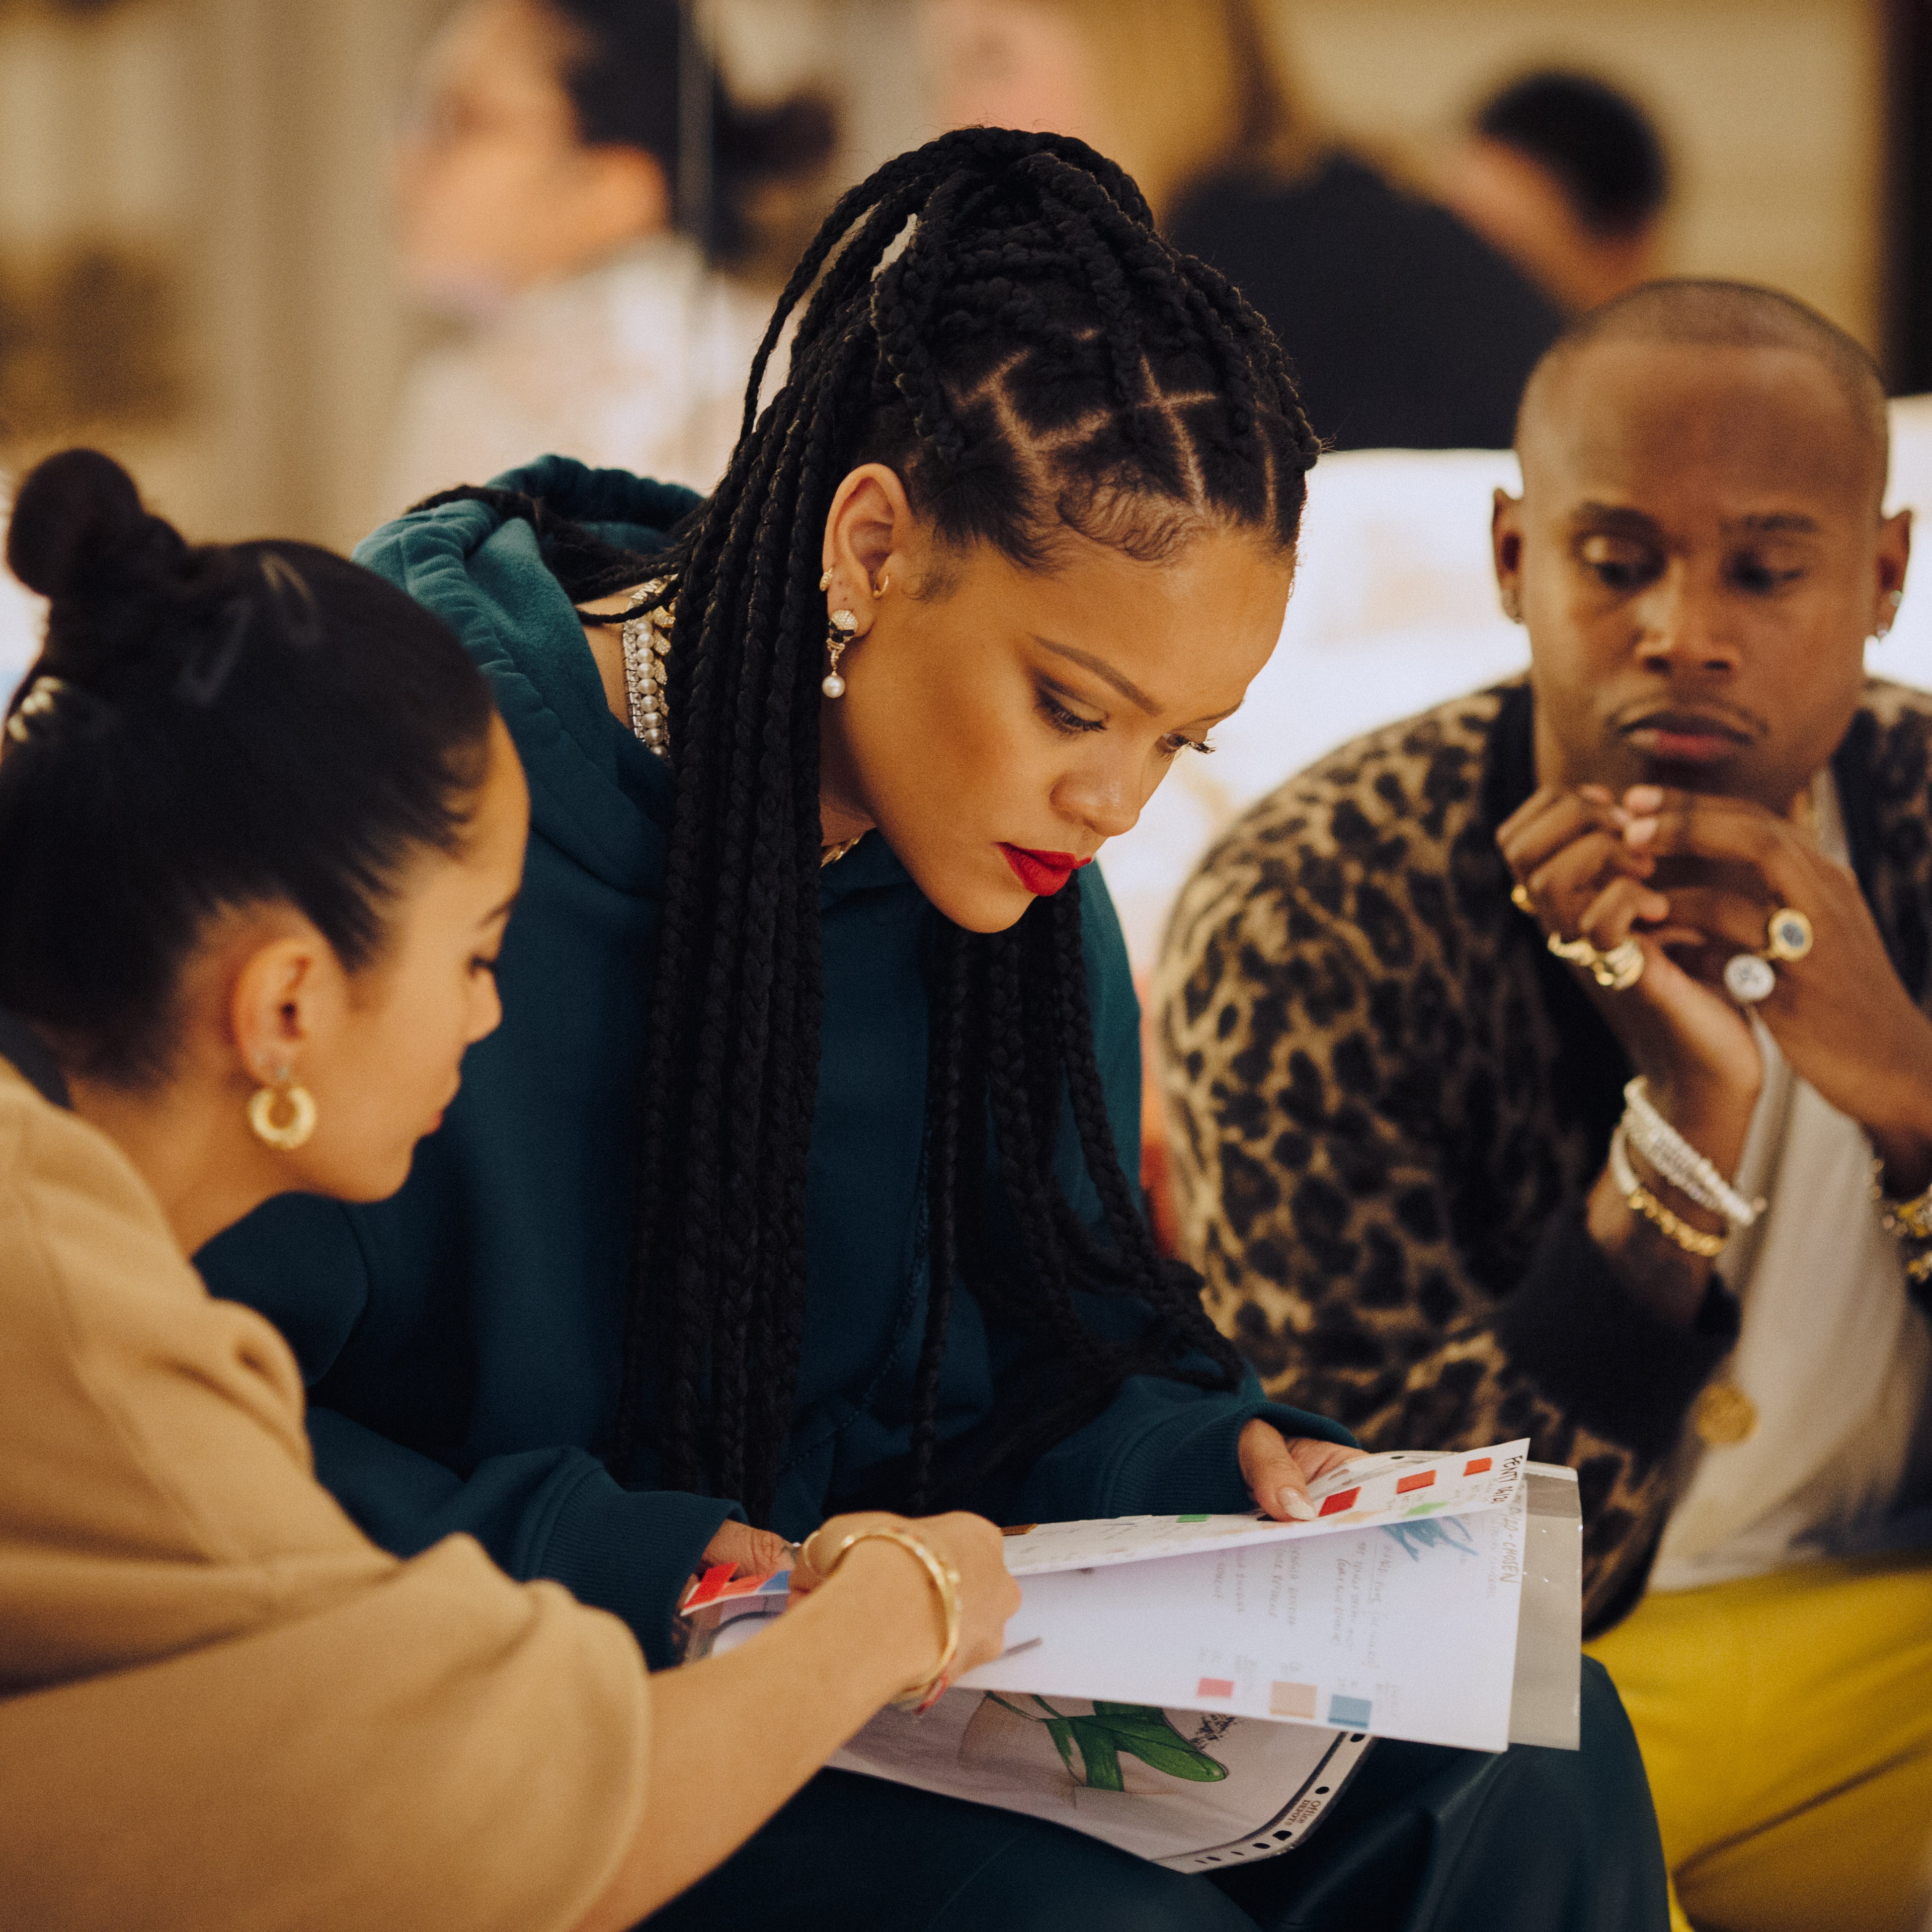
[1435,69,1671,315]
[385,0,834,515]
[923,0,1562,450]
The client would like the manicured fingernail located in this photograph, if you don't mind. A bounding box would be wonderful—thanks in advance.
[1625,786,1664,812]
[1625,817,1658,846]
[1279,1489,1317,1520]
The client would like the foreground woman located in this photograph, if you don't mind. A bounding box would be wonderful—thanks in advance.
[0,449,1016,1931]
[203,132,1668,1926]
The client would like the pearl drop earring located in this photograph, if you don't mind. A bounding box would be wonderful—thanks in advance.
[823,608,858,698]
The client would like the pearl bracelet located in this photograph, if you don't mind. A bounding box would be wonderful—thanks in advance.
[1622,1078,1764,1231]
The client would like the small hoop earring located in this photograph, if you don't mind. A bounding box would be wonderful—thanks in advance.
[873,573,891,597]
[818,568,833,592]
[248,1067,317,1151]
[823,608,858,698]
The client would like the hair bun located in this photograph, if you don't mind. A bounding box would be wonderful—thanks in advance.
[7,447,190,603]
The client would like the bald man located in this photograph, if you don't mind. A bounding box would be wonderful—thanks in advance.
[1158,281,1932,1932]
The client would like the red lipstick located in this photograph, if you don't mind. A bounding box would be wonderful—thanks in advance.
[999,844,1093,896]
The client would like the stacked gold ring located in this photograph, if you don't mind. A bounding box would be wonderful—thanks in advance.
[1547,929,1645,991]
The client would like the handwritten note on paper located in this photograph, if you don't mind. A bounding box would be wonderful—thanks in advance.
[999,1441,1530,1578]
[962,1479,1528,1754]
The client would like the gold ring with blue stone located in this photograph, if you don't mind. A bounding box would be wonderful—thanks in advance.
[1764,907,1813,961]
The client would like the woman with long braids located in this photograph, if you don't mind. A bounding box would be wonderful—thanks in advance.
[202,131,1668,1928]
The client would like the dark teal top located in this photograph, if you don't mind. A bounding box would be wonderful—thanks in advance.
[197,458,1348,1666]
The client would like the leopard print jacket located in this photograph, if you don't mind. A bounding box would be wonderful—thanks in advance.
[1155,676,1932,1628]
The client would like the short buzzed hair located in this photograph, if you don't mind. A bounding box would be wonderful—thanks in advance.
[1517,279,1890,500]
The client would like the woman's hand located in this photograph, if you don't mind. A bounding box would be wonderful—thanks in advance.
[789,1509,1020,1681]
[1239,1419,1365,1520]
[699,1519,795,1580]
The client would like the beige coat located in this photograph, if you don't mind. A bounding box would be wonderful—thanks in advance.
[0,1059,650,1931]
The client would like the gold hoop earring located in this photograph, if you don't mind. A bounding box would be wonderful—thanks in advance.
[818,568,833,592]
[873,572,891,597]
[248,1067,316,1151]
[823,608,858,698]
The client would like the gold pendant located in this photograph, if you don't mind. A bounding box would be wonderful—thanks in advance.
[1692,1382,1758,1446]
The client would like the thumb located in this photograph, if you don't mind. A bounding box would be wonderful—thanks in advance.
[1241,1422,1319,1522]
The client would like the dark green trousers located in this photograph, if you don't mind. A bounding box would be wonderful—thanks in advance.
[645,1658,1668,1930]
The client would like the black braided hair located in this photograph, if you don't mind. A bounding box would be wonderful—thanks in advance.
[447,129,1321,1521]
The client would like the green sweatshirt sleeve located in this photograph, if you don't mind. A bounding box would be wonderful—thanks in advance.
[198,1196,740,1669]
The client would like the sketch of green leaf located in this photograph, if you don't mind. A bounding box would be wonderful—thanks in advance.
[1043,1717,1078,1776]
[1070,1721,1123,1791]
[1089,1704,1188,1741]
[1113,1733,1229,1781]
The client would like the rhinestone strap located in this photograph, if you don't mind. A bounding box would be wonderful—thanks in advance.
[614,580,862,870]
[1622,1078,1763,1230]
[620,579,674,760]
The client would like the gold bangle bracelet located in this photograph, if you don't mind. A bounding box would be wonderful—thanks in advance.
[811,1525,962,1712]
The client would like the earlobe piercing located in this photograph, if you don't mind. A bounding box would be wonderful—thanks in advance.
[248,1064,317,1151]
[1875,588,1904,640]
[823,608,858,698]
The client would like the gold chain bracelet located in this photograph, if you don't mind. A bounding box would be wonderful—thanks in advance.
[807,1524,962,1713]
[1870,1155,1932,1242]
[1609,1126,1727,1258]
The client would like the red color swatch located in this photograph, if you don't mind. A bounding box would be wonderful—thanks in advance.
[1318,1487,1360,1515]
[1396,1470,1436,1494]
[1197,1676,1236,1699]
[1464,1457,1493,1476]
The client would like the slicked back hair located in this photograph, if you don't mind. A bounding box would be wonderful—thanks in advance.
[458,129,1321,1524]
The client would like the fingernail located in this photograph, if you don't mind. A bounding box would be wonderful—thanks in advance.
[1625,817,1658,846]
[1279,1489,1317,1521]
[1626,786,1664,811]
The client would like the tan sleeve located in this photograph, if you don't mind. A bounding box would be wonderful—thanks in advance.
[0,1075,650,1932]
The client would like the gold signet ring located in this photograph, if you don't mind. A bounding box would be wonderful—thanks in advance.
[1590,938,1645,991]
[1764,907,1813,961]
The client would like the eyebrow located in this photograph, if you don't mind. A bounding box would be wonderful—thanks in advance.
[1570,502,1825,537]
[1033,636,1160,716]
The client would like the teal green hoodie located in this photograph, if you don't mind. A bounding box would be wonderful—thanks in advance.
[198,458,1349,1666]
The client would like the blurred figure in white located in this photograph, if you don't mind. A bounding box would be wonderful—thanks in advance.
[386,0,833,515]
[1435,70,1670,317]
[0,487,45,705]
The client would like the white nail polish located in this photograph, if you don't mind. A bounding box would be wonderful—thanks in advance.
[1280,1489,1317,1521]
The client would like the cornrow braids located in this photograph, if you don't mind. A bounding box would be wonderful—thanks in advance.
[586,128,1321,1522]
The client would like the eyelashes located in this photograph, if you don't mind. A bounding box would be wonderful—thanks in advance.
[1034,688,1214,757]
